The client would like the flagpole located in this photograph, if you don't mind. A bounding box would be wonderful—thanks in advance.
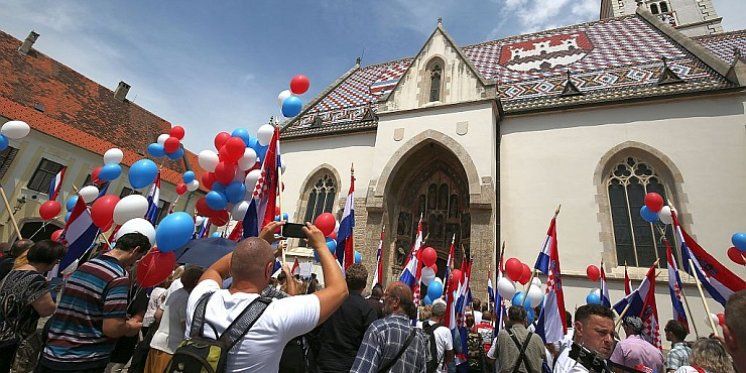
[615,267,661,329]
[524,205,560,295]
[657,226,700,338]
[688,258,719,337]
[274,118,287,266]
[1,185,23,239]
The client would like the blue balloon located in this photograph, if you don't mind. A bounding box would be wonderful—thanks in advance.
[128,159,158,189]
[211,182,226,194]
[225,181,246,204]
[99,163,122,181]
[156,212,195,252]
[640,206,659,223]
[732,233,746,252]
[247,136,259,151]
[211,232,222,238]
[427,281,443,300]
[147,143,165,158]
[282,96,303,118]
[526,307,535,324]
[586,292,602,305]
[205,191,227,210]
[0,134,8,151]
[512,291,526,307]
[64,211,71,222]
[183,171,196,184]
[325,238,337,254]
[232,128,251,146]
[65,195,78,211]
[252,142,267,161]
[354,251,363,264]
[423,296,433,306]
[167,147,184,160]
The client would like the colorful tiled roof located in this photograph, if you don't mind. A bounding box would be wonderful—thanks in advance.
[283,14,739,138]
[0,30,206,187]
[695,30,746,63]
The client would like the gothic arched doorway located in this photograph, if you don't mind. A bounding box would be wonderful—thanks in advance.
[388,141,470,280]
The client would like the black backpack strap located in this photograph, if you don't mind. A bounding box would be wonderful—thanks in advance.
[377,328,417,373]
[218,296,272,350]
[508,330,535,373]
[189,292,215,338]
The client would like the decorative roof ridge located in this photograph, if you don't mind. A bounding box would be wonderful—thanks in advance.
[636,7,743,86]
[0,30,171,133]
[359,56,413,70]
[280,60,361,133]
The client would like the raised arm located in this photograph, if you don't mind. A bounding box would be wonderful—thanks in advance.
[302,223,348,325]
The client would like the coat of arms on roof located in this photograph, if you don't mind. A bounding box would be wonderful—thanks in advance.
[498,32,593,72]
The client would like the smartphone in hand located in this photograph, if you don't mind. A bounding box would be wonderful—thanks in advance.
[280,223,306,239]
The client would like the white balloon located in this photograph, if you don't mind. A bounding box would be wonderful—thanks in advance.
[116,218,155,246]
[421,267,436,286]
[103,148,124,164]
[157,134,169,145]
[244,169,262,192]
[526,285,544,307]
[238,148,258,171]
[531,277,542,287]
[186,179,200,192]
[591,288,601,297]
[1,120,30,139]
[232,201,250,221]
[277,90,292,106]
[707,313,719,326]
[658,206,673,225]
[433,298,446,307]
[257,124,274,147]
[334,220,340,234]
[194,216,206,226]
[433,277,443,285]
[78,185,100,204]
[113,195,149,225]
[497,276,516,299]
[198,150,219,172]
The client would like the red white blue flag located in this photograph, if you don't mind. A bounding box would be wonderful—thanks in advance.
[59,196,98,272]
[336,170,355,270]
[534,216,567,344]
[600,260,611,308]
[371,228,384,289]
[624,263,632,296]
[243,127,280,238]
[613,263,661,348]
[665,238,689,332]
[144,172,161,225]
[399,216,424,291]
[48,166,66,201]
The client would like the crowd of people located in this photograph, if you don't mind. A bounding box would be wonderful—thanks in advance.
[0,221,745,373]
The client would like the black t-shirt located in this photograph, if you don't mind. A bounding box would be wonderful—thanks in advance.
[0,269,49,346]
[108,277,148,364]
[0,258,15,280]
[314,292,378,372]
[366,296,384,320]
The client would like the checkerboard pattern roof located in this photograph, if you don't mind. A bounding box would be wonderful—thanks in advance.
[283,15,740,138]
[694,30,746,64]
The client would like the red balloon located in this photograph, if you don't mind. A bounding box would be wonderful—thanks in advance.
[586,265,601,282]
[91,166,102,185]
[717,313,725,326]
[450,269,463,287]
[504,258,523,282]
[327,231,337,240]
[51,229,63,242]
[214,161,236,184]
[421,247,438,267]
[90,195,120,231]
[429,263,438,274]
[201,172,215,190]
[290,74,310,95]
[518,263,531,285]
[196,197,219,217]
[169,125,185,140]
[164,136,180,153]
[211,210,229,226]
[223,137,246,163]
[176,182,187,195]
[39,200,61,221]
[644,192,664,213]
[314,213,336,237]
[416,249,423,261]
[136,249,176,287]
[214,132,231,150]
[728,246,746,265]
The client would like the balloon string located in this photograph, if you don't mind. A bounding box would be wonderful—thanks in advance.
[28,221,50,241]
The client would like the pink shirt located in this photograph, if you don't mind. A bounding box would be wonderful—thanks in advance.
[610,335,664,373]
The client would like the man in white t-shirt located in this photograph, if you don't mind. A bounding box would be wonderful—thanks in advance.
[185,222,348,373]
[553,305,615,373]
[423,301,453,372]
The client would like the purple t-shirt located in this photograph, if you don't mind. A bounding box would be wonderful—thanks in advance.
[610,335,664,372]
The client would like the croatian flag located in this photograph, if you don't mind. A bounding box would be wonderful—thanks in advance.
[443,236,457,329]
[600,260,611,308]
[336,170,355,269]
[197,218,211,238]
[48,166,66,201]
[673,213,745,306]
[243,127,280,238]
[291,258,300,276]
[455,259,472,365]
[371,228,384,289]
[399,216,424,290]
[665,239,689,331]
[144,172,161,225]
[613,263,661,348]
[624,263,632,296]
[59,196,99,273]
[494,253,506,333]
[487,270,495,311]
[534,216,567,344]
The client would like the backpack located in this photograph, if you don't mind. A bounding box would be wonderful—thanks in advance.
[166,292,271,373]
[423,322,442,373]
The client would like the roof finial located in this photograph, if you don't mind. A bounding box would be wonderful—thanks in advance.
[437,17,443,27]
[734,47,742,63]
[355,56,361,66]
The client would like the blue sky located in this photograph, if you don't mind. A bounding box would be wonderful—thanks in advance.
[1,0,744,152]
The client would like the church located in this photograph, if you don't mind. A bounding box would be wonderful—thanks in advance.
[279,0,745,337]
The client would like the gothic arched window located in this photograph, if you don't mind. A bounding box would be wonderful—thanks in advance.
[303,173,337,223]
[659,1,669,13]
[650,3,660,14]
[606,157,673,268]
[430,65,442,102]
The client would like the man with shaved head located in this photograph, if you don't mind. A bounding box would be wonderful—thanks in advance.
[351,282,430,373]
[185,222,348,372]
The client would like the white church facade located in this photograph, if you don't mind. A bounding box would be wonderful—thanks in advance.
[279,2,746,338]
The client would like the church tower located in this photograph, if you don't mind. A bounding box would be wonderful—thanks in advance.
[600,0,723,36]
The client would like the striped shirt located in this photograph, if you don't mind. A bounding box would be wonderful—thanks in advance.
[350,313,431,373]
[41,255,129,369]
